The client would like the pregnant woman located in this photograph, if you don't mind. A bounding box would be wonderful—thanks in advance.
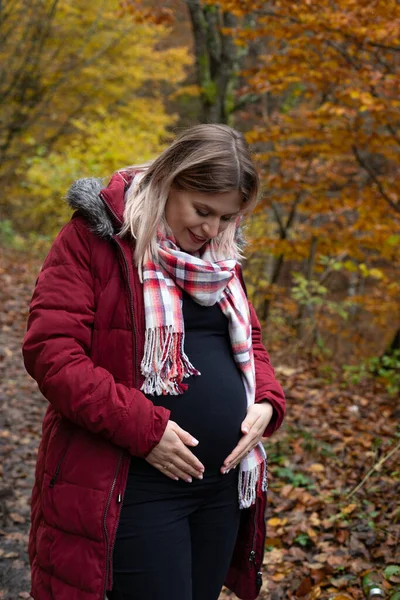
[23,124,286,600]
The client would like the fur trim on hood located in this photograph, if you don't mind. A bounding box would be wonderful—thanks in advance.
[66,177,115,240]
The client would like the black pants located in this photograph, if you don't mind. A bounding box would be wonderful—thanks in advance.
[107,464,240,600]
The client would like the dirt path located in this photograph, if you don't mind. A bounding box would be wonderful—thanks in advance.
[0,249,399,600]
[0,251,45,599]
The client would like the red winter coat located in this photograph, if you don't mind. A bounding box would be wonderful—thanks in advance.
[22,173,286,600]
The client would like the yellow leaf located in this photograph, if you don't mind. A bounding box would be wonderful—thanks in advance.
[307,528,318,539]
[369,268,384,280]
[343,260,358,272]
[341,503,358,515]
[309,463,325,473]
[310,586,322,600]
[272,572,286,581]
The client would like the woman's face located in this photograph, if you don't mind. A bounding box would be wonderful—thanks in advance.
[164,188,243,253]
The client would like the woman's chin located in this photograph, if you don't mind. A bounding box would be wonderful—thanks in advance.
[175,235,203,254]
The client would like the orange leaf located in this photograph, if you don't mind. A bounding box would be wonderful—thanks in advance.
[296,577,313,597]
[267,517,285,527]
[341,503,358,515]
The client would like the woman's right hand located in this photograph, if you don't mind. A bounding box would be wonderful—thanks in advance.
[145,420,205,482]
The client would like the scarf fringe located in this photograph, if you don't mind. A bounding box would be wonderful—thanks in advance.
[141,326,200,396]
[238,456,268,509]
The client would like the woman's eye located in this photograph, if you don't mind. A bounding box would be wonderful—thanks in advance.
[221,216,235,222]
[195,209,209,217]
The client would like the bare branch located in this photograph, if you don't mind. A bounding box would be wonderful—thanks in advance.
[270,202,285,238]
[347,439,400,498]
[352,145,400,214]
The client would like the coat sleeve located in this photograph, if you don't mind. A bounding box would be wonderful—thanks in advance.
[250,302,286,437]
[22,219,170,457]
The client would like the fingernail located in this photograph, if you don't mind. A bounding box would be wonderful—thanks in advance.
[186,477,192,483]
[223,469,230,475]
[243,427,249,433]
[192,438,199,445]
[197,474,203,480]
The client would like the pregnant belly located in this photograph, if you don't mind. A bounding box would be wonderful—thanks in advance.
[151,337,248,473]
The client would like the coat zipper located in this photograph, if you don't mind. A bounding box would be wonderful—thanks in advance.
[103,451,123,599]
[249,502,258,566]
[49,449,67,487]
[107,482,124,590]
[248,500,263,590]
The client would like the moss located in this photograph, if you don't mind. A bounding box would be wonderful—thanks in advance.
[224,78,236,120]
[198,52,218,104]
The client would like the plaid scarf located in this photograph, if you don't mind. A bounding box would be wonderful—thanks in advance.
[141,232,267,508]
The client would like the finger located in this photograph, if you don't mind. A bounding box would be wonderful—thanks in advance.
[229,446,255,469]
[176,446,205,474]
[221,446,253,474]
[149,460,179,481]
[231,435,265,468]
[172,456,204,480]
[152,457,192,482]
[172,423,200,447]
[168,463,196,483]
[159,468,179,481]
[222,444,248,471]
[241,412,261,434]
[147,442,205,476]
[223,431,259,466]
[222,435,262,472]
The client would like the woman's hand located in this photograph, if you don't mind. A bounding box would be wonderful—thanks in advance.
[145,420,205,482]
[221,402,273,474]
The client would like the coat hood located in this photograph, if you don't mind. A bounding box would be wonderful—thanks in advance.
[66,172,132,240]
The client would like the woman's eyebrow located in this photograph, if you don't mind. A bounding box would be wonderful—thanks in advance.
[195,203,240,217]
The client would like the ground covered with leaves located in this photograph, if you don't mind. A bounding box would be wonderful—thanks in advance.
[0,249,399,600]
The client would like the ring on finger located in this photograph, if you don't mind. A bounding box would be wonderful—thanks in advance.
[163,462,172,470]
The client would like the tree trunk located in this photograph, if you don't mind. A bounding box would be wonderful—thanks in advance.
[383,327,400,354]
[296,236,318,340]
[186,1,238,124]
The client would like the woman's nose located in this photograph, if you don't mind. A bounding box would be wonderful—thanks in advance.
[202,218,220,239]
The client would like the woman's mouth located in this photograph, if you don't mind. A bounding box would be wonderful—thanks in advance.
[188,230,207,244]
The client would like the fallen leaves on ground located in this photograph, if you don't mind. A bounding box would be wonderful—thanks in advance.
[0,249,399,600]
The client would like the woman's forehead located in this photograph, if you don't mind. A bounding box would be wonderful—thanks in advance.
[177,189,243,213]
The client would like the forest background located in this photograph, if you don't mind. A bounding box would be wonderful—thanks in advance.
[0,1,399,600]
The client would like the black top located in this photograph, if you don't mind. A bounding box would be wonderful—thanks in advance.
[130,292,248,476]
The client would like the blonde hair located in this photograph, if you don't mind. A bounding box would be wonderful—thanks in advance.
[119,123,259,270]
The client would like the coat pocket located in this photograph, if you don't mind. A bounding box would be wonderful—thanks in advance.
[44,416,74,486]
[49,447,68,488]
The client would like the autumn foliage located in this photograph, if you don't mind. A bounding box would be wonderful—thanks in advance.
[214,0,400,364]
[0,0,191,235]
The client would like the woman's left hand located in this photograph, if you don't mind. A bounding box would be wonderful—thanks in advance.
[221,402,273,474]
